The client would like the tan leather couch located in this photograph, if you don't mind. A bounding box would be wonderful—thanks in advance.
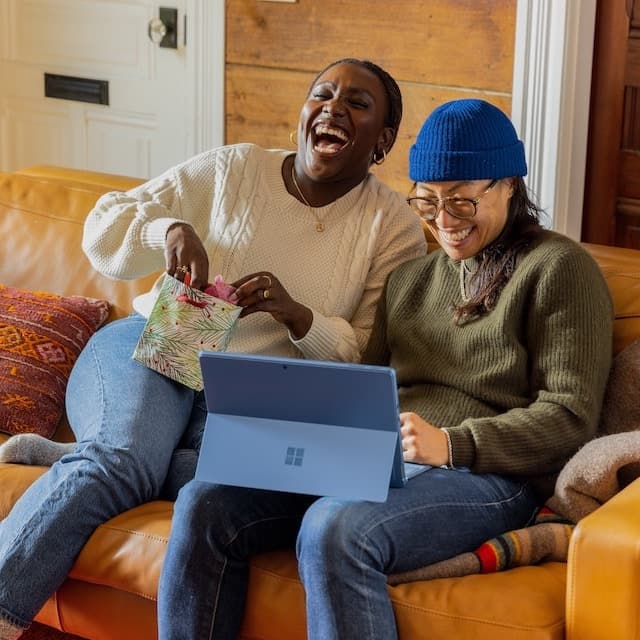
[1,166,639,640]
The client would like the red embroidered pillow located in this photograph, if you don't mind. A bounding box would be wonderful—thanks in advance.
[0,284,110,438]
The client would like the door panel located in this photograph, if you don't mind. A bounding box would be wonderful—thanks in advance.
[582,0,640,249]
[0,0,191,178]
[11,1,149,73]
[86,112,154,178]
[3,98,73,170]
[617,2,640,248]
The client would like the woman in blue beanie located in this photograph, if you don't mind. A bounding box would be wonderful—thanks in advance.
[159,100,614,639]
[293,99,613,637]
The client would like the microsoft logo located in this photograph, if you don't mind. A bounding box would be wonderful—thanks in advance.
[285,446,305,466]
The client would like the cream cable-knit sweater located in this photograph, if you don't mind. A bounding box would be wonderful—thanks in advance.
[83,143,427,362]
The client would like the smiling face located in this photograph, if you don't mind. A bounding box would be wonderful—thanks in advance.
[418,179,514,260]
[296,62,393,189]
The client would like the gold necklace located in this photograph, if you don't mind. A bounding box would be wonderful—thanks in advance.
[290,162,326,232]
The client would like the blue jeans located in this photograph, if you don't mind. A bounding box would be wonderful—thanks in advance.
[158,468,538,640]
[0,314,203,628]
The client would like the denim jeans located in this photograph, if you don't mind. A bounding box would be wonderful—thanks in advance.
[0,314,203,628]
[158,468,538,640]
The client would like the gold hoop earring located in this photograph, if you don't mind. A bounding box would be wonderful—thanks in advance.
[373,148,387,165]
[289,130,298,146]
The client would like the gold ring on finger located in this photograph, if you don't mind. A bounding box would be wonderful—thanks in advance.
[263,288,271,300]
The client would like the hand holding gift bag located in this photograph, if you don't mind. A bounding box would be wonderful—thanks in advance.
[133,274,241,390]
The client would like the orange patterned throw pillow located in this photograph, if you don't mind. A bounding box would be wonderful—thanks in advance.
[0,284,110,438]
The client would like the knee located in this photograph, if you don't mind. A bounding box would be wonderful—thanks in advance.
[173,480,219,527]
[63,442,162,503]
[296,499,362,568]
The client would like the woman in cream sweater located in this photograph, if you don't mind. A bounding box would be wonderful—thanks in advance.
[0,58,425,640]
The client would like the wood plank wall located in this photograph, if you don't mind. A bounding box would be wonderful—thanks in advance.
[225,0,517,193]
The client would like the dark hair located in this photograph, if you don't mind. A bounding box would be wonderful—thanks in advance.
[310,58,403,154]
[454,177,545,325]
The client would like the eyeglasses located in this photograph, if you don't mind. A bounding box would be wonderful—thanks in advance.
[406,179,499,221]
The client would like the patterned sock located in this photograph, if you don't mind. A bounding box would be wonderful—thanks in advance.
[0,617,25,640]
[0,434,76,466]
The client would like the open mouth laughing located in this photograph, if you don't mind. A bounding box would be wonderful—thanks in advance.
[312,121,351,155]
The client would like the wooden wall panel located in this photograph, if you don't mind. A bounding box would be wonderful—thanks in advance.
[226,65,302,154]
[226,65,513,192]
[225,0,516,192]
[226,0,516,91]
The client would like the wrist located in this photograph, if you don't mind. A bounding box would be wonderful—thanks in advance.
[287,305,313,340]
[166,221,192,238]
[441,429,453,468]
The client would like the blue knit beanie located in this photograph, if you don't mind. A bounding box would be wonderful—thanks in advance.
[409,99,527,182]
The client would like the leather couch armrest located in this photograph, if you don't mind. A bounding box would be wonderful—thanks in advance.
[566,477,640,640]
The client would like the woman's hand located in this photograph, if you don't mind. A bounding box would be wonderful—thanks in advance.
[400,412,450,467]
[231,272,313,339]
[165,223,209,290]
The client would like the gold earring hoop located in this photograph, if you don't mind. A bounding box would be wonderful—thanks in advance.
[289,130,298,146]
[372,148,387,165]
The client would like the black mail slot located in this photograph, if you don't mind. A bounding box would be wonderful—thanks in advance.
[44,73,109,105]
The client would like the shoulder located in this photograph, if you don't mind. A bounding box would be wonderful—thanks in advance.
[362,174,426,236]
[175,143,284,172]
[519,230,611,308]
[169,144,288,194]
[523,230,605,277]
[363,173,410,210]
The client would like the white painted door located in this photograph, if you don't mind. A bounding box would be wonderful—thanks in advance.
[0,0,222,179]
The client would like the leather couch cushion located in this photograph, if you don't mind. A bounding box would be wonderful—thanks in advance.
[0,172,157,322]
[583,243,640,355]
[238,553,567,640]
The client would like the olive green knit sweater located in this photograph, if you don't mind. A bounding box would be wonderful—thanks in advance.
[364,231,614,497]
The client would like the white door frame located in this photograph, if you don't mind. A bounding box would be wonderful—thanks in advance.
[511,0,597,239]
[190,0,225,153]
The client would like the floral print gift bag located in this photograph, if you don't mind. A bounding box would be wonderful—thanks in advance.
[133,275,241,391]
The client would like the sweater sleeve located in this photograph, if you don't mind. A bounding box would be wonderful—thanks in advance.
[82,166,185,280]
[444,243,613,477]
[82,146,227,281]
[291,199,427,362]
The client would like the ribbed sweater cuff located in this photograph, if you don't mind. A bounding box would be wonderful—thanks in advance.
[290,310,339,360]
[442,428,476,469]
[142,218,188,249]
